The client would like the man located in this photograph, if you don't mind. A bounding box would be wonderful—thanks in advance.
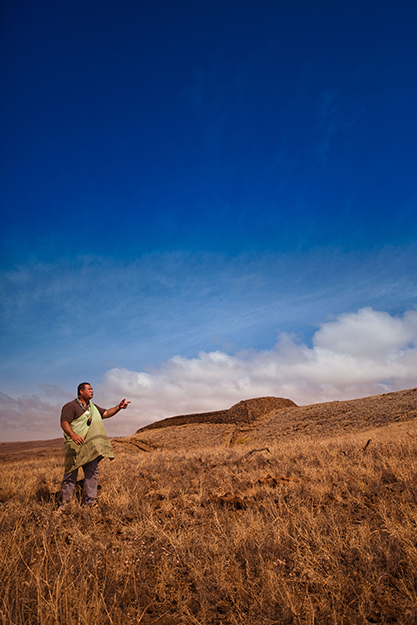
[59,382,130,509]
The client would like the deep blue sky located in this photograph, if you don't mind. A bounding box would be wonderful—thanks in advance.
[1,0,416,440]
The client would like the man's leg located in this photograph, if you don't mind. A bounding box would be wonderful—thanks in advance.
[61,468,78,504]
[82,458,99,506]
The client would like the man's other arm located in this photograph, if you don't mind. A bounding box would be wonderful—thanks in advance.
[61,420,85,445]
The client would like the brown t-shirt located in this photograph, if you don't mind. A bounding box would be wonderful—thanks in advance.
[60,399,106,425]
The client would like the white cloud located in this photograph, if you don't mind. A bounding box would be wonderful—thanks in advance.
[98,307,417,436]
[313,308,417,357]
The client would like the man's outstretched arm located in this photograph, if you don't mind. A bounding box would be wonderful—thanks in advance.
[103,398,131,419]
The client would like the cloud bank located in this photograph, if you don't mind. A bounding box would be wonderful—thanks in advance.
[100,307,417,436]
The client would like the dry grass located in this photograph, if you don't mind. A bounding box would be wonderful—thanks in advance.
[2,425,417,624]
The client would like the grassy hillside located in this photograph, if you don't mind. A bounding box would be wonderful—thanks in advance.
[1,388,417,624]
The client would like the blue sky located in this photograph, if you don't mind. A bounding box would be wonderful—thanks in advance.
[1,0,416,441]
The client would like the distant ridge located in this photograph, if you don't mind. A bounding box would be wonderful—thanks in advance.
[126,387,417,451]
[136,396,297,432]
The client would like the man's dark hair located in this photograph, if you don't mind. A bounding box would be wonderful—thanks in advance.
[77,382,91,396]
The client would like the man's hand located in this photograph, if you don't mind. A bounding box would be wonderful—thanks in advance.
[71,433,85,445]
[119,398,131,410]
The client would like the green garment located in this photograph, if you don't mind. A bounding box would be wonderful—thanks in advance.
[63,402,114,473]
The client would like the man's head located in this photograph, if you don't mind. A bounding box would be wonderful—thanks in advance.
[77,382,94,402]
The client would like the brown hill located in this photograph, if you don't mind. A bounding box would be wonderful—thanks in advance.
[122,387,417,451]
[136,396,297,432]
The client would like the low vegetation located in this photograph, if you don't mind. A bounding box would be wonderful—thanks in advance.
[1,425,417,624]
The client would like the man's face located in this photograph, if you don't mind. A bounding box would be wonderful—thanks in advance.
[79,384,94,402]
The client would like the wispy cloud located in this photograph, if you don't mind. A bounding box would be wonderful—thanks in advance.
[315,87,362,162]
[1,246,415,361]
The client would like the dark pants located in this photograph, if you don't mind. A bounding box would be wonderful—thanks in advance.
[61,458,99,506]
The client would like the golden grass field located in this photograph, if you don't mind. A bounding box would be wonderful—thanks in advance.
[1,388,417,624]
